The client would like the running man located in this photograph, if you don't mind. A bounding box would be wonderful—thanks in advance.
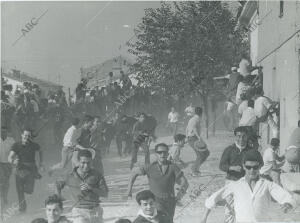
[8,129,44,213]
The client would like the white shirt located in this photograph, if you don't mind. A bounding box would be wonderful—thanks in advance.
[238,100,248,115]
[260,147,276,175]
[254,96,272,118]
[63,125,81,147]
[239,58,250,77]
[186,115,201,137]
[205,177,296,222]
[168,111,179,123]
[239,107,257,127]
[236,82,250,105]
[0,137,15,163]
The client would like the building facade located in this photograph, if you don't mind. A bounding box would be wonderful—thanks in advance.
[239,1,300,150]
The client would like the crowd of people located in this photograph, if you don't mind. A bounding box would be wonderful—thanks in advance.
[1,62,300,223]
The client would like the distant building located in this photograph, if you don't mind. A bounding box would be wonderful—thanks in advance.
[2,69,62,98]
[80,56,133,88]
[238,1,300,150]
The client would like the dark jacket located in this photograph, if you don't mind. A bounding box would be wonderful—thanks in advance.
[133,211,171,223]
[219,143,252,180]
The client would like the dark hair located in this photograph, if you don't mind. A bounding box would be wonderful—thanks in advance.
[45,194,63,209]
[83,115,94,123]
[234,126,248,136]
[195,107,203,116]
[248,99,254,108]
[174,134,186,142]
[78,149,92,159]
[72,117,80,126]
[270,138,280,147]
[136,190,155,205]
[115,219,132,223]
[31,218,48,223]
[243,150,264,166]
[109,72,113,77]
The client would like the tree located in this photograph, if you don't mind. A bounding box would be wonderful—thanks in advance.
[128,1,248,137]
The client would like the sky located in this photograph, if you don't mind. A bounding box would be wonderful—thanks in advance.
[1,1,160,90]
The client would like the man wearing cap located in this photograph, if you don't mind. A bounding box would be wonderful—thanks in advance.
[201,150,296,223]
[219,126,252,223]
[0,126,15,206]
[260,138,284,184]
[127,143,189,223]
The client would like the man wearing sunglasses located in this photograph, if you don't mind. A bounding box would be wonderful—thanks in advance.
[201,150,296,223]
[127,143,189,223]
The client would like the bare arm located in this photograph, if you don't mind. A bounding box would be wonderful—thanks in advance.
[8,151,18,164]
[176,175,189,200]
[126,168,143,197]
[200,208,211,223]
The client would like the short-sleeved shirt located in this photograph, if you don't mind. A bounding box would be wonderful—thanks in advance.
[260,147,276,175]
[139,161,183,199]
[186,115,201,137]
[239,107,257,127]
[238,100,248,115]
[11,141,40,164]
[254,96,272,118]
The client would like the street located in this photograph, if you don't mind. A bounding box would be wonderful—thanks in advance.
[3,127,300,223]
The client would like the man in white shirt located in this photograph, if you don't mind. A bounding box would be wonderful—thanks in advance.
[239,99,257,128]
[48,117,81,176]
[201,150,296,223]
[185,102,195,117]
[167,107,180,135]
[186,107,209,176]
[260,138,284,185]
[239,54,251,77]
[253,88,272,121]
[235,76,252,105]
[0,126,15,205]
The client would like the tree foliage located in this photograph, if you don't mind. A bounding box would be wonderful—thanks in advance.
[128,1,248,96]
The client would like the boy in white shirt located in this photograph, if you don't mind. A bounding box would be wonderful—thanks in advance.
[260,138,284,185]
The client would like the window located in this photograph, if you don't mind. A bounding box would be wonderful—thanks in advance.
[279,1,284,18]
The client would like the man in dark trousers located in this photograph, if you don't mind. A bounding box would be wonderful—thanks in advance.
[131,113,157,169]
[127,143,189,223]
[219,126,252,223]
[8,129,44,213]
[115,114,136,157]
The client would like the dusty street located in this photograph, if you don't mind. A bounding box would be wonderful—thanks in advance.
[3,126,300,223]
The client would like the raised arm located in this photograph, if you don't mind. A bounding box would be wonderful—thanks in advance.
[126,167,144,198]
